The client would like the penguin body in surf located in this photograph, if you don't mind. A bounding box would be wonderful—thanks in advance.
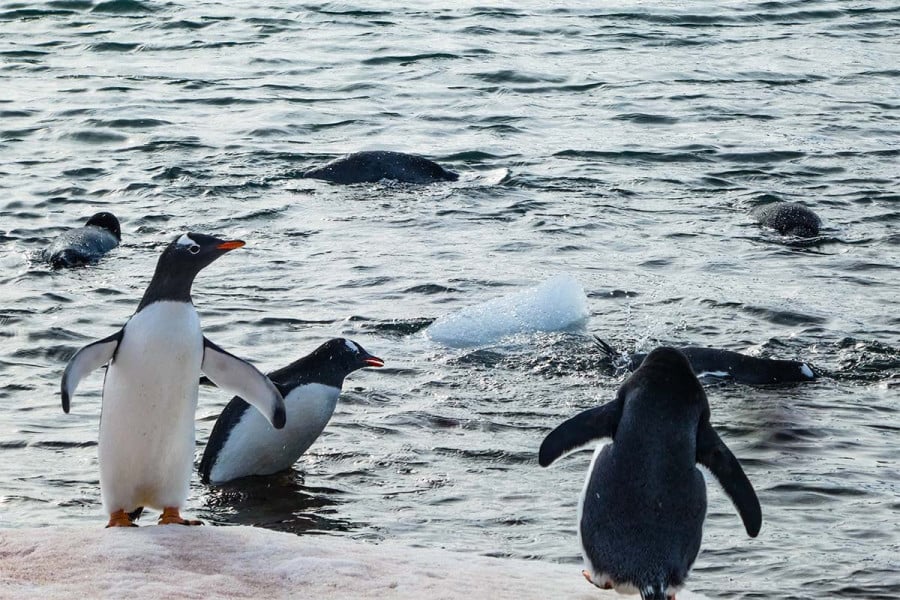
[60,232,285,527]
[752,201,821,237]
[45,212,121,268]
[200,338,384,484]
[595,337,815,384]
[302,151,459,184]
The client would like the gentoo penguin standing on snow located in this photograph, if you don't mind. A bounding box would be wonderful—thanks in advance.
[539,347,761,600]
[60,232,286,527]
[199,338,384,484]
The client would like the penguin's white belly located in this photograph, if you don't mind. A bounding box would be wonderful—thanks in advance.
[209,383,339,483]
[99,302,203,512]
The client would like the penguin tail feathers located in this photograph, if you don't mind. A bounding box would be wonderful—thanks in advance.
[639,584,668,600]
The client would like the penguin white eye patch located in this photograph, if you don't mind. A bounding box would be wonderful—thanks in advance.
[176,234,201,254]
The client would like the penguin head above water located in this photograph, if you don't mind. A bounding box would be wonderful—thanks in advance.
[85,212,121,241]
[137,232,245,311]
[265,338,384,391]
[322,338,386,371]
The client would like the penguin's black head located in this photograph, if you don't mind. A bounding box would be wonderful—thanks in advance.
[319,338,385,374]
[627,346,708,415]
[137,232,245,311]
[160,232,245,273]
[85,212,121,241]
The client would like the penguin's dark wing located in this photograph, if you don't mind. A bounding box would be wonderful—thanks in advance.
[696,422,762,537]
[201,337,286,429]
[198,396,253,484]
[60,330,122,413]
[538,397,622,467]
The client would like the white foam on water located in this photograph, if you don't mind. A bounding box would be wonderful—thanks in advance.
[427,274,590,347]
[0,526,712,600]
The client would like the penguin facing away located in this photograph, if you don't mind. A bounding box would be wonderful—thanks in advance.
[539,347,761,600]
[61,232,286,528]
[199,338,384,484]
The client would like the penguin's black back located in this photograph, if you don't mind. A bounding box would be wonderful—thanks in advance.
[627,346,813,384]
[582,348,708,593]
[752,201,821,237]
[46,212,121,268]
[302,151,459,184]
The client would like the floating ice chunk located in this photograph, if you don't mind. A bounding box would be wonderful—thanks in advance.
[427,274,590,347]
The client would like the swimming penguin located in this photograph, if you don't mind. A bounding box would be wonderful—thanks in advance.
[199,338,384,484]
[45,212,121,268]
[540,347,761,600]
[302,151,459,184]
[60,232,286,527]
[594,337,815,385]
[752,201,821,237]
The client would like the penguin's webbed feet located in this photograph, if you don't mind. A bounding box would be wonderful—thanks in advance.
[106,509,139,528]
[158,507,203,526]
[581,570,613,590]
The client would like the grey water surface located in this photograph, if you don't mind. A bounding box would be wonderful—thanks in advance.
[1,2,898,599]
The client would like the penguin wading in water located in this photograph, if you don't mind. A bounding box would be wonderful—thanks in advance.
[539,347,761,600]
[199,338,384,484]
[61,232,286,527]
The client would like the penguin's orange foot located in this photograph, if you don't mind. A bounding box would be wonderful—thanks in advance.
[581,570,613,590]
[106,509,138,528]
[158,507,203,526]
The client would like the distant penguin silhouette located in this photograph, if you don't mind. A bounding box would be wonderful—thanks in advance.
[199,338,384,484]
[302,151,459,184]
[60,232,285,528]
[752,201,821,237]
[540,347,761,600]
[45,212,121,268]
[595,337,815,384]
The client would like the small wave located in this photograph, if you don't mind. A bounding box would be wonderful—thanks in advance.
[63,130,127,144]
[612,113,679,125]
[361,53,459,66]
[89,42,141,53]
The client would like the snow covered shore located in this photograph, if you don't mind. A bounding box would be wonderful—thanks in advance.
[0,525,708,599]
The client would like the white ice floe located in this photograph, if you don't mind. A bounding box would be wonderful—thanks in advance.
[427,274,590,347]
[0,525,711,600]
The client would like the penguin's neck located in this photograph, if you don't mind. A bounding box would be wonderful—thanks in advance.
[137,270,197,311]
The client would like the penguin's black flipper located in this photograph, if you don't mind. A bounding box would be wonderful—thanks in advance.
[538,397,623,467]
[592,335,619,359]
[201,337,287,429]
[696,422,762,537]
[60,329,123,413]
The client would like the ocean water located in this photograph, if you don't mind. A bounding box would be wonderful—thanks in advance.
[1,1,898,598]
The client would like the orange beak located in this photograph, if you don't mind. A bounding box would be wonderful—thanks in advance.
[364,356,385,368]
[217,240,245,251]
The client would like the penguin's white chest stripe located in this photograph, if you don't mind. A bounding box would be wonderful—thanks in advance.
[111,302,203,396]
[99,301,203,511]
[208,383,340,482]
